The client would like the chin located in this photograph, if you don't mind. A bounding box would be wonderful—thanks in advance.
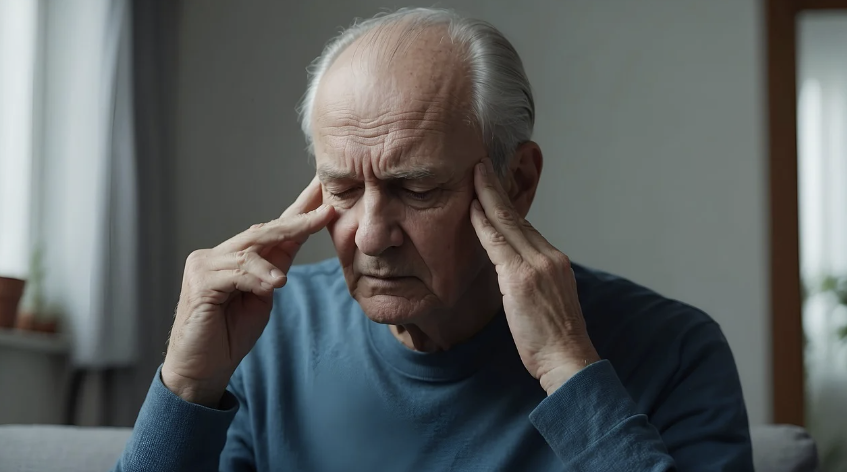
[356,294,432,325]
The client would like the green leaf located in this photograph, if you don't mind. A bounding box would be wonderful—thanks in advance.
[822,275,839,292]
[838,324,847,341]
[835,280,847,306]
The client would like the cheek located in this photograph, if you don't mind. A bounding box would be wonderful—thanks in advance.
[405,202,482,277]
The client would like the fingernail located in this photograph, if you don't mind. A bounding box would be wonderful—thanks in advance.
[476,162,486,176]
[472,200,482,211]
[484,158,495,174]
[270,269,283,279]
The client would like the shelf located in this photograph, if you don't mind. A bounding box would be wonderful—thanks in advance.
[0,328,70,355]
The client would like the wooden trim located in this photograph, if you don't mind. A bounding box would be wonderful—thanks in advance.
[767,0,805,426]
[798,0,847,10]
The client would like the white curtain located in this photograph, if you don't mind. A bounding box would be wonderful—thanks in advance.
[798,13,847,472]
[0,0,38,279]
[0,0,138,368]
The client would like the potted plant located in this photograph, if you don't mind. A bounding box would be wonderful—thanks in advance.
[16,243,58,333]
[0,276,26,328]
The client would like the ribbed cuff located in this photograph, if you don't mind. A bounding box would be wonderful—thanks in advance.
[119,366,239,471]
[529,360,637,457]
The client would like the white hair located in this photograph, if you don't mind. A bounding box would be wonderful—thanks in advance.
[296,7,535,173]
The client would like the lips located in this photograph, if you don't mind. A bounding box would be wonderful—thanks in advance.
[363,274,410,279]
[359,269,409,278]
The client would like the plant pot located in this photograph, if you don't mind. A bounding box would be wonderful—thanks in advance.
[15,311,58,334]
[0,277,26,328]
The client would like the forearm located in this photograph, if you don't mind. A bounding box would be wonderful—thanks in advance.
[111,366,239,472]
[530,361,675,471]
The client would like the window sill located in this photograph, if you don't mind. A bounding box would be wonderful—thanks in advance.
[0,328,70,355]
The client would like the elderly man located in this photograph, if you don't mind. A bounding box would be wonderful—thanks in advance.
[114,8,753,471]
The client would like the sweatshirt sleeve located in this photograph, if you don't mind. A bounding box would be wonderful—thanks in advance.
[111,366,252,472]
[529,322,754,471]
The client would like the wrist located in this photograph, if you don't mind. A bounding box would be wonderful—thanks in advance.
[538,361,586,396]
[536,345,601,396]
[161,365,226,408]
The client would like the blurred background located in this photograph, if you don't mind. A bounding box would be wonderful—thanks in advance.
[0,0,845,469]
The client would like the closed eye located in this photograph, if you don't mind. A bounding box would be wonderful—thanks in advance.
[330,187,361,200]
[402,189,436,201]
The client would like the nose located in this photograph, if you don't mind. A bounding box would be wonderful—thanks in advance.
[354,187,403,256]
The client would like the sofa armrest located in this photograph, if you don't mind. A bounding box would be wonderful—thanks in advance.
[0,424,131,472]
[751,424,819,472]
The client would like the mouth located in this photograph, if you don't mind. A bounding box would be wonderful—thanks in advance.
[362,275,415,284]
[363,274,412,280]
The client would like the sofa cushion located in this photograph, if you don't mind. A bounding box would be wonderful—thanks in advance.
[0,423,819,472]
[752,424,819,472]
[0,424,131,472]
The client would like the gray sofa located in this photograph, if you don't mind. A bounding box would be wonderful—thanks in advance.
[0,423,818,472]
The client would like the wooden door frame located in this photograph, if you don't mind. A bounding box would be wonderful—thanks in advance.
[767,0,847,426]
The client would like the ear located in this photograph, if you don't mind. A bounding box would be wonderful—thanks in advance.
[503,141,543,218]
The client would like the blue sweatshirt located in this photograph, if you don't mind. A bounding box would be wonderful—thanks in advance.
[113,258,753,471]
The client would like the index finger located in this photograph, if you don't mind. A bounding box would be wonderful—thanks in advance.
[280,175,322,219]
[219,203,335,254]
[473,158,536,256]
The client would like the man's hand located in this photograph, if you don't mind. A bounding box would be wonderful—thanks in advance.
[469,158,600,396]
[162,177,335,407]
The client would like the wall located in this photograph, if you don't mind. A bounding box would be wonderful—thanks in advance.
[175,0,769,424]
[0,334,68,424]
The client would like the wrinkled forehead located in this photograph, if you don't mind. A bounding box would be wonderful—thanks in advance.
[313,90,466,164]
[310,23,478,177]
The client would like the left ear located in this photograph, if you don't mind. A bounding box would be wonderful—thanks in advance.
[503,141,543,218]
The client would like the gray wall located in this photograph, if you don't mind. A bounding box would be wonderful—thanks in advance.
[175,0,769,424]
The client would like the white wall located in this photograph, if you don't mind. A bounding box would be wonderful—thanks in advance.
[175,0,769,424]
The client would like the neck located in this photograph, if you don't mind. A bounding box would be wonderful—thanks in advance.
[390,263,501,352]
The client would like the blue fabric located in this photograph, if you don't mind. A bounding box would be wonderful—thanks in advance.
[113,259,753,471]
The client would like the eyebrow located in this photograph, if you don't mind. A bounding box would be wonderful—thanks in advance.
[317,165,436,181]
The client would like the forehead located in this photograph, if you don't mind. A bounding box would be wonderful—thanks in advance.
[313,92,467,172]
[311,23,483,177]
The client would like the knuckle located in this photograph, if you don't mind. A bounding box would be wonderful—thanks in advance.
[487,228,508,245]
[523,266,545,286]
[535,255,557,274]
[478,213,494,229]
[300,209,318,223]
[292,213,308,226]
[535,252,570,274]
[235,249,250,269]
[236,276,263,294]
[554,251,572,269]
[185,249,207,269]
[494,206,519,227]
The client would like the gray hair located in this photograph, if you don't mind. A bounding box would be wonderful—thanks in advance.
[296,7,535,174]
